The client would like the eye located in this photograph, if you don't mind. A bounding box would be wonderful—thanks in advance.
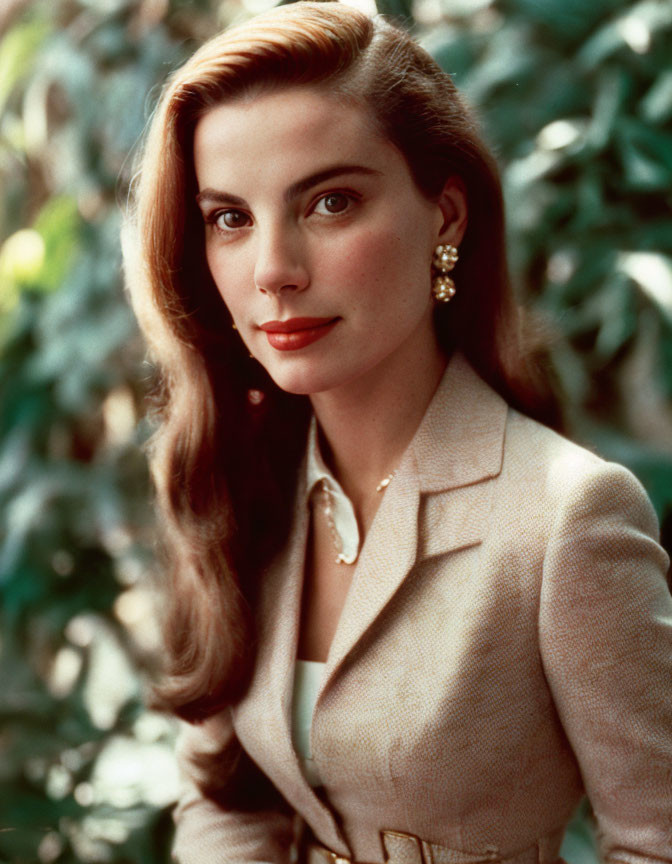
[210,209,251,232]
[313,192,352,216]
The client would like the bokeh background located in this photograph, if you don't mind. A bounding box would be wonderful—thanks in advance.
[1,0,671,861]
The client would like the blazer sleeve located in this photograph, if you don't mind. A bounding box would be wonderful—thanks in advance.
[538,460,672,863]
[172,711,295,864]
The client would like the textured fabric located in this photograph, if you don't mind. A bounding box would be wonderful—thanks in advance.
[292,660,326,788]
[307,417,361,564]
[173,353,672,864]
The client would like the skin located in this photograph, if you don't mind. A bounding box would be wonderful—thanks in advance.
[193,86,467,660]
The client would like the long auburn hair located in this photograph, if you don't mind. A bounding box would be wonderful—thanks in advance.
[124,0,561,724]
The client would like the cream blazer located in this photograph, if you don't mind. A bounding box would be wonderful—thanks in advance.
[173,354,672,864]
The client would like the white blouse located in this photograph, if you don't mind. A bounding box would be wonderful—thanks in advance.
[306,416,361,564]
[291,659,326,787]
[292,419,358,786]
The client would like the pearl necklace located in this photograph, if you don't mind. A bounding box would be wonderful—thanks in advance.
[320,469,396,565]
[375,471,396,492]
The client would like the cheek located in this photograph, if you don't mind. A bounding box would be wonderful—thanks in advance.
[206,246,249,313]
[339,227,432,302]
[326,229,406,288]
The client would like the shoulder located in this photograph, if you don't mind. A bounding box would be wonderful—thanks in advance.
[500,407,660,537]
[417,353,662,546]
[477,405,668,591]
[504,407,605,490]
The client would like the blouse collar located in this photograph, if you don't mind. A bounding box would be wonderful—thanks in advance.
[306,417,361,565]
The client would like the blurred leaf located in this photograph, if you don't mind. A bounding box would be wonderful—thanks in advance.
[617,119,672,191]
[0,14,50,115]
[502,0,624,44]
[376,0,415,25]
[32,197,81,293]
[421,26,478,82]
[462,22,539,104]
[641,69,672,124]
[593,276,637,360]
[577,0,672,69]
[585,67,632,152]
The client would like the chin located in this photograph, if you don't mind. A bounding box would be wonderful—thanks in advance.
[268,374,332,397]
[264,362,351,397]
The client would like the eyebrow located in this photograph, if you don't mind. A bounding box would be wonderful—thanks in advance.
[195,164,382,209]
[195,189,246,208]
[284,164,382,201]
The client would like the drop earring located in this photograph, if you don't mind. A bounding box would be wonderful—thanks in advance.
[431,244,458,303]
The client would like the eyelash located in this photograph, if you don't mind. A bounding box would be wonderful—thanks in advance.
[309,190,359,217]
[204,190,360,236]
[205,209,251,234]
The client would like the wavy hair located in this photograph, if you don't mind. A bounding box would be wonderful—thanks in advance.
[124,0,561,723]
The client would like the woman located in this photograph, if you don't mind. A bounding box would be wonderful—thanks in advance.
[123,3,672,863]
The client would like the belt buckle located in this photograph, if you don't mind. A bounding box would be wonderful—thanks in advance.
[381,829,428,864]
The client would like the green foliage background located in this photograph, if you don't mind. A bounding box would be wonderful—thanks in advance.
[0,0,670,861]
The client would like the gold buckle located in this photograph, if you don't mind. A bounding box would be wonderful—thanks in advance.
[380,830,428,864]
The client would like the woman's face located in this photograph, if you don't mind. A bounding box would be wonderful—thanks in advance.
[193,86,464,397]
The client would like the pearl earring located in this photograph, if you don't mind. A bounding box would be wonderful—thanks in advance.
[431,244,458,303]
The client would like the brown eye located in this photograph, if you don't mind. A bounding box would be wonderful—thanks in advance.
[215,210,250,230]
[315,193,351,215]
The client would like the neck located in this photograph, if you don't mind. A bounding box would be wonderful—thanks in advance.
[309,333,447,525]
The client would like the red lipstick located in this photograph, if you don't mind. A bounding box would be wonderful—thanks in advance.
[259,317,339,351]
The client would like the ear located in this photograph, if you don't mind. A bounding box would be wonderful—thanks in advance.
[436,176,468,246]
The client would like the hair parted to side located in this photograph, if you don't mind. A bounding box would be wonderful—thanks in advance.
[124,0,561,724]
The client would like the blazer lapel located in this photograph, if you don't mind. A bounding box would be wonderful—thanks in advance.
[233,478,308,768]
[234,473,354,853]
[319,353,508,695]
[320,448,421,689]
[413,352,508,559]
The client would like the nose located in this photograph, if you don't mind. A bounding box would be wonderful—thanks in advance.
[254,225,310,296]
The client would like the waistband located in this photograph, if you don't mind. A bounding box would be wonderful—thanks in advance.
[303,829,567,864]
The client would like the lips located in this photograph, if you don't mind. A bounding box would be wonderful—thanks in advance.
[259,317,337,333]
[259,317,339,351]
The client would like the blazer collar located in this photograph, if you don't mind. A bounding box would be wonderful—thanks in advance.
[411,351,508,493]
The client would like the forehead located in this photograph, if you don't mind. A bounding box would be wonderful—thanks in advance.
[192,86,395,191]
